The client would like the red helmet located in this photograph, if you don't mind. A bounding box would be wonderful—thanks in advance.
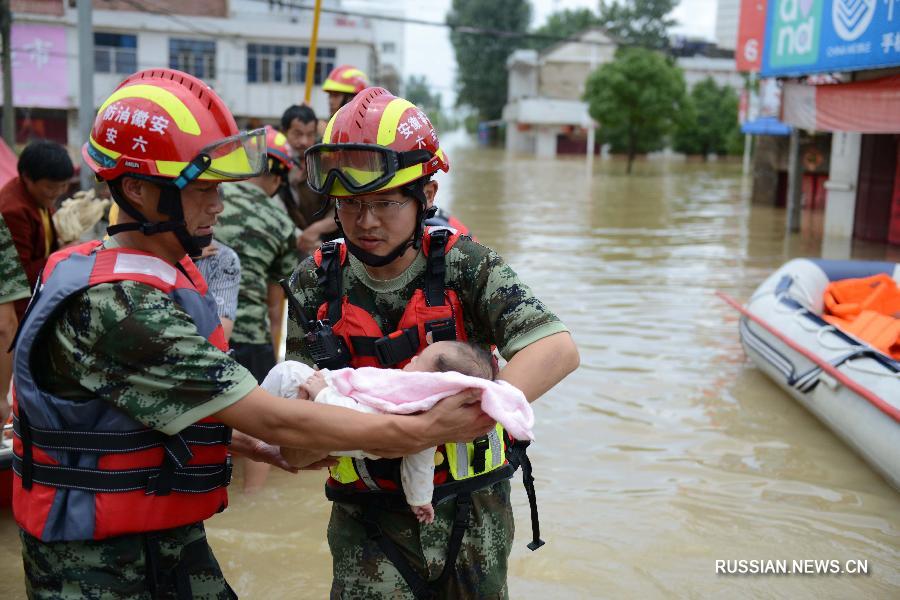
[306,87,449,198]
[322,65,369,95]
[83,68,266,185]
[264,125,294,174]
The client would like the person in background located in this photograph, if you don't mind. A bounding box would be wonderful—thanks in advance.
[195,240,241,342]
[0,214,31,423]
[322,65,370,119]
[0,140,74,319]
[215,126,300,492]
[280,104,338,255]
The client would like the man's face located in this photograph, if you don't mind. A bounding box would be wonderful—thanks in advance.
[338,188,418,257]
[285,119,317,159]
[328,91,348,117]
[180,180,224,239]
[22,176,68,209]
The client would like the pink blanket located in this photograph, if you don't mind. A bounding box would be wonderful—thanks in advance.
[328,367,534,440]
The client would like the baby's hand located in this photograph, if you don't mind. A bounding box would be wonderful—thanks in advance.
[412,504,435,525]
[300,370,328,399]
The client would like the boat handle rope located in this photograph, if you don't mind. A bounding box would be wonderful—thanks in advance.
[717,291,900,424]
[843,359,900,379]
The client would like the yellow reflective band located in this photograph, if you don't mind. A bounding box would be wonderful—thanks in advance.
[323,115,336,143]
[89,135,121,159]
[273,131,288,147]
[97,84,201,136]
[377,98,418,147]
[343,68,365,80]
[329,457,359,484]
[324,80,357,94]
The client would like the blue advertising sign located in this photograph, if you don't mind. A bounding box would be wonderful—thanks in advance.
[761,0,900,75]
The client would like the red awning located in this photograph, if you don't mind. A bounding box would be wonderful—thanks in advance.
[0,139,17,188]
[782,75,900,133]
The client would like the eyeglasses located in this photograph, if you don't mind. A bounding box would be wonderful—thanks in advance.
[335,197,413,218]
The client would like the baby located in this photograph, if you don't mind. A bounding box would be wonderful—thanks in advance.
[261,341,534,524]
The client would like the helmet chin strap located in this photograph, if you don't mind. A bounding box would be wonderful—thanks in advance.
[336,180,436,268]
[106,180,211,259]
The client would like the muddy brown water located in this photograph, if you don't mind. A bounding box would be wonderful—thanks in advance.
[2,136,899,598]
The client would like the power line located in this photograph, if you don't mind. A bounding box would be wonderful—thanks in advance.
[248,0,617,47]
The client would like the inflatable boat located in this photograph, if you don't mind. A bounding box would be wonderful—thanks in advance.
[726,259,900,490]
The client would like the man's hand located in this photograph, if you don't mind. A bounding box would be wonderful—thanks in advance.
[297,226,322,255]
[241,438,300,473]
[300,370,327,399]
[280,447,338,470]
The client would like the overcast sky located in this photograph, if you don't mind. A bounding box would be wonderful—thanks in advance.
[402,0,719,106]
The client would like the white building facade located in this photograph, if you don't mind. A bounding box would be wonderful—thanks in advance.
[6,0,401,149]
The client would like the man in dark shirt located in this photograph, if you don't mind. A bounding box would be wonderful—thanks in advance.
[280,104,337,254]
[0,140,74,318]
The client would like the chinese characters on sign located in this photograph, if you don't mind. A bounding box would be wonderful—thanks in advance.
[0,24,70,108]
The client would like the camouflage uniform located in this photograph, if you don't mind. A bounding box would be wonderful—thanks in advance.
[285,235,567,599]
[0,213,31,304]
[22,237,257,598]
[215,181,299,346]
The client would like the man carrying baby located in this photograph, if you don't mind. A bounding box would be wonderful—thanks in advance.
[284,87,579,599]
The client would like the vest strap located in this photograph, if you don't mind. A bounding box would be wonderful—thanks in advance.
[11,454,233,495]
[424,228,449,307]
[12,418,232,454]
[318,241,343,324]
[350,327,420,367]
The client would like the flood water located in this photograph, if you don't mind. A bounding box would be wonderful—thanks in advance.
[2,136,899,598]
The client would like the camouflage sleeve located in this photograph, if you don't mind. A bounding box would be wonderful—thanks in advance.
[283,255,322,367]
[44,281,257,436]
[0,214,31,303]
[449,237,568,361]
[268,216,301,283]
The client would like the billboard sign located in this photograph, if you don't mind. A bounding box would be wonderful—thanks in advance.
[0,24,71,109]
[761,0,900,75]
[736,0,768,71]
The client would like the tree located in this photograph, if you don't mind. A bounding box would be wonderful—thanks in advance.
[530,8,602,51]
[583,48,686,173]
[447,0,532,121]
[598,0,677,50]
[673,77,741,157]
[404,75,456,133]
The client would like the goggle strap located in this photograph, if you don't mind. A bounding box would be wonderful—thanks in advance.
[173,154,212,190]
[397,149,432,169]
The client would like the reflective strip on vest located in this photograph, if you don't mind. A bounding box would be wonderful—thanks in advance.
[353,458,379,490]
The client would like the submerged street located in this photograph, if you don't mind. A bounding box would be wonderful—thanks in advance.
[2,137,898,597]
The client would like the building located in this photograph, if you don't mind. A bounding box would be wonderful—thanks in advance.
[760,0,900,248]
[502,28,617,157]
[1,0,401,149]
[715,0,741,50]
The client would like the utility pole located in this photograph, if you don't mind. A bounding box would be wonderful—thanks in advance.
[77,0,94,190]
[1,0,14,148]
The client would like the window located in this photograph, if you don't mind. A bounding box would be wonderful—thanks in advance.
[381,42,396,54]
[169,39,216,80]
[247,44,335,85]
[94,33,137,74]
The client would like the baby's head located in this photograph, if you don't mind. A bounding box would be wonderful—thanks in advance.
[404,341,495,380]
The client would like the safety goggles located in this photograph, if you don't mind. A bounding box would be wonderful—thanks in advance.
[305,143,432,195]
[174,128,268,189]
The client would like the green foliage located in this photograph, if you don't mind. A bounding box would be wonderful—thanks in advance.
[448,0,532,121]
[404,75,457,132]
[530,8,603,51]
[598,0,677,50]
[673,77,741,157]
[583,48,686,172]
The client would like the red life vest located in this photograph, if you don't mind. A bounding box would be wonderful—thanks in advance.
[314,227,467,370]
[311,228,512,497]
[12,241,232,542]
